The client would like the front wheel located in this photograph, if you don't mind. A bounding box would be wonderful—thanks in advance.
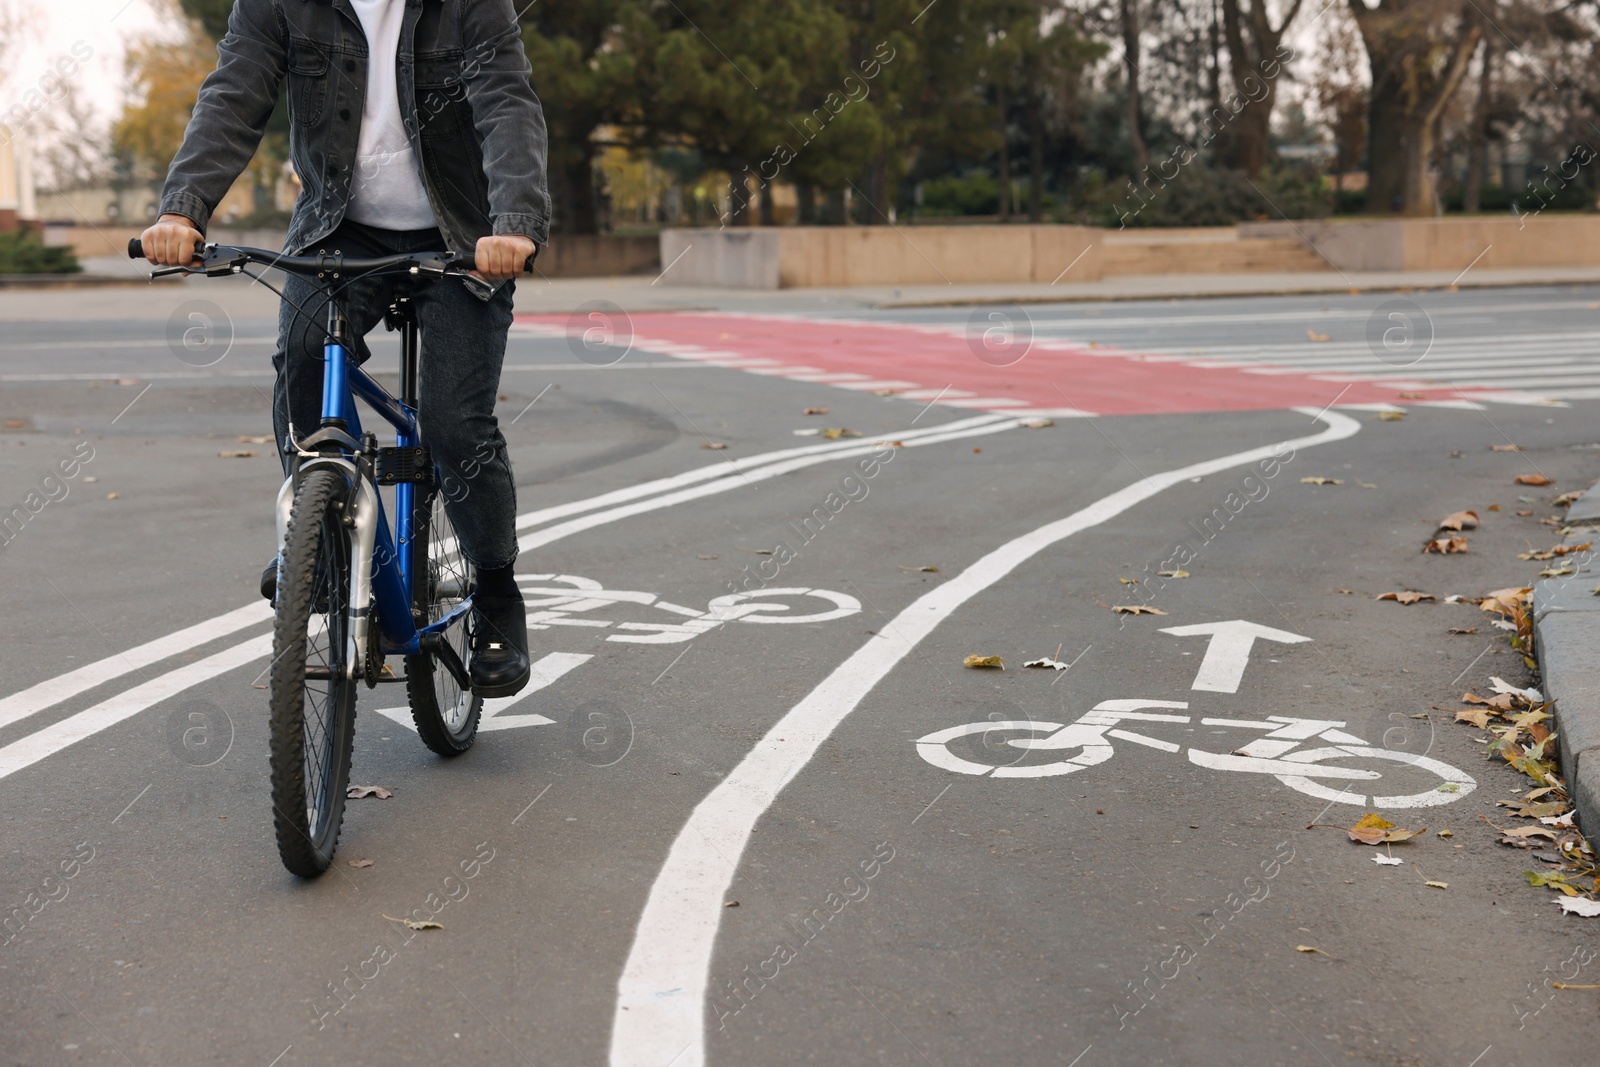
[406,485,481,756]
[268,468,358,877]
[1273,745,1477,809]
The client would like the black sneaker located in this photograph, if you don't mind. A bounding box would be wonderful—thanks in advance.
[469,593,530,698]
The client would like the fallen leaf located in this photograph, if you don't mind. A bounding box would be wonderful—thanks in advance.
[1556,897,1600,917]
[1447,627,1478,635]
[1541,812,1577,828]
[1023,658,1069,670]
[1455,709,1492,730]
[1157,569,1191,578]
[1019,418,1056,429]
[1379,411,1406,422]
[1502,826,1560,840]
[1541,565,1576,577]
[1437,829,1453,838]
[1438,510,1479,531]
[383,913,443,930]
[1112,605,1169,615]
[963,654,1005,669]
[1553,982,1600,989]
[1295,945,1330,956]
[1301,476,1343,486]
[348,859,374,868]
[1424,880,1449,890]
[1307,328,1332,342]
[1374,855,1405,866]
[701,442,728,450]
[872,389,899,397]
[1488,504,1501,511]
[1336,588,1355,595]
[1491,443,1522,452]
[724,900,740,908]
[1515,473,1553,486]
[792,428,821,436]
[898,565,938,572]
[1118,577,1140,584]
[1377,591,1435,605]
[106,492,120,500]
[1553,490,1585,507]
[218,450,257,459]
[1519,542,1590,560]
[736,546,773,555]
[1399,392,1425,399]
[1311,813,1426,845]
[821,428,862,439]
[237,434,273,444]
[1423,537,1468,554]
[347,785,394,800]
[802,407,829,415]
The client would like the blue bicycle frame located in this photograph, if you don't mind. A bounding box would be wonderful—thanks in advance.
[275,297,473,677]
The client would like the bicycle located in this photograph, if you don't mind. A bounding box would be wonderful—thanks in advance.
[132,238,501,876]
[914,699,1477,809]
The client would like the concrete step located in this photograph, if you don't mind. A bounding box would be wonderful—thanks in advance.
[1100,238,1330,277]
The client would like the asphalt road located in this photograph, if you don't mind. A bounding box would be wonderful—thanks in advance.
[2,277,1599,1066]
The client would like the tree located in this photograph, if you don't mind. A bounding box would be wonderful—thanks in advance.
[1347,0,1481,215]
[1216,0,1305,174]
[113,6,219,185]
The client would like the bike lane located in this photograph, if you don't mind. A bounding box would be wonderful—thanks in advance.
[636,404,1595,1067]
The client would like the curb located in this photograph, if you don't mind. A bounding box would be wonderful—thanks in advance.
[1532,477,1600,836]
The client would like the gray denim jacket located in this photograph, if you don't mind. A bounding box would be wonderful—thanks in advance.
[160,0,550,259]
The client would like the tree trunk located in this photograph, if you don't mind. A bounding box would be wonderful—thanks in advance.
[1352,0,1481,217]
[996,86,1011,222]
[1118,0,1149,174]
[549,151,599,235]
[1028,98,1044,222]
[796,181,815,225]
[822,187,846,226]
[759,179,776,226]
[1462,40,1493,213]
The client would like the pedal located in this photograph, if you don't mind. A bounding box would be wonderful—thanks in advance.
[374,445,433,485]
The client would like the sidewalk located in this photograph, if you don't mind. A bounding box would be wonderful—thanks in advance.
[11,258,1600,311]
[1533,482,1600,837]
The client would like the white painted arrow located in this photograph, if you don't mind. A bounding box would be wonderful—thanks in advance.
[370,651,592,733]
[1159,620,1310,693]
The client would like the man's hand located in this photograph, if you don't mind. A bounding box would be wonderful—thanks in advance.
[139,214,204,266]
[472,234,536,282]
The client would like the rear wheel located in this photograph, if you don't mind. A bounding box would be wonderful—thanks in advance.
[406,486,481,756]
[268,469,358,877]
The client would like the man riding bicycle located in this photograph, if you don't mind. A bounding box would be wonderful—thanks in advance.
[139,0,547,698]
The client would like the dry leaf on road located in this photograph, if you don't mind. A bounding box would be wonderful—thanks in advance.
[1373,855,1405,865]
[1423,537,1468,554]
[1379,411,1406,421]
[963,654,1005,669]
[1447,627,1478,635]
[1438,510,1479,531]
[1112,605,1169,615]
[1295,945,1330,956]
[237,434,273,444]
[383,914,443,930]
[701,442,728,450]
[1301,476,1343,485]
[348,859,374,868]
[347,785,393,800]
[1491,443,1522,452]
[1514,473,1553,486]
[1307,329,1332,342]
[821,428,862,439]
[1024,658,1069,670]
[1377,591,1435,605]
[802,407,829,415]
[898,565,938,572]
[1157,569,1191,578]
[1019,418,1056,429]
[218,450,257,459]
[1311,813,1426,845]
[1556,898,1600,917]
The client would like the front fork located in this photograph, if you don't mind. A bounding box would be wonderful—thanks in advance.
[274,467,380,682]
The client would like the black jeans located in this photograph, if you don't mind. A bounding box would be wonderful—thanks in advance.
[272,219,519,571]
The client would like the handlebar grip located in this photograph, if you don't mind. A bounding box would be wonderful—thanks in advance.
[127,238,143,259]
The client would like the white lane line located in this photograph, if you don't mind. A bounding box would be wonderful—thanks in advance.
[608,408,1362,1067]
[0,419,1028,785]
[0,601,272,734]
[518,417,1031,555]
[0,417,1009,735]
[0,634,274,782]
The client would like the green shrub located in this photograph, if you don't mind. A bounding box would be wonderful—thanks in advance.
[0,230,81,274]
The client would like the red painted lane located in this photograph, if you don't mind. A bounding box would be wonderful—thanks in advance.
[517,312,1451,416]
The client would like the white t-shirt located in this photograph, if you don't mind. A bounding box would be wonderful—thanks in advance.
[345,0,438,230]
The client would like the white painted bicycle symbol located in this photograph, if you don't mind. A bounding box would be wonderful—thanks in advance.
[518,574,861,644]
[914,699,1475,810]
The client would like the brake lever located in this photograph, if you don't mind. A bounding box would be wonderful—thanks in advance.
[151,265,201,279]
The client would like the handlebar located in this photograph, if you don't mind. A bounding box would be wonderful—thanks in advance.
[127,238,515,279]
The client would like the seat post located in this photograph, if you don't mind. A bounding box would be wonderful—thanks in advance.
[394,297,419,407]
